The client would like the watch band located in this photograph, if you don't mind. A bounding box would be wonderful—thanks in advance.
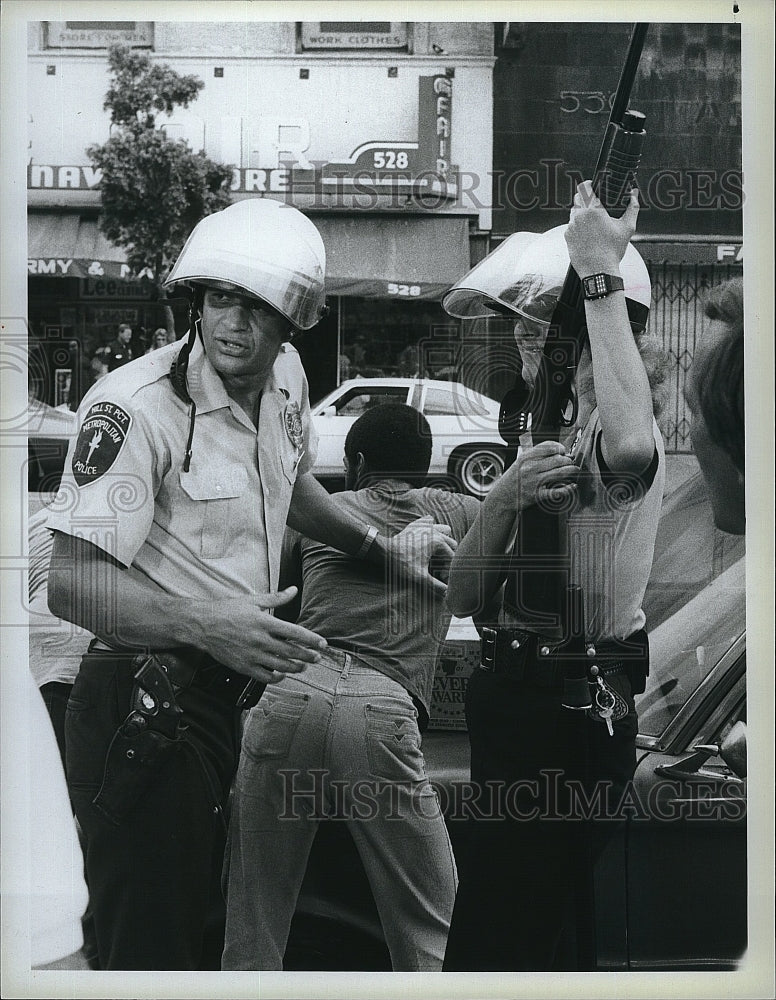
[355,524,379,559]
[581,273,625,300]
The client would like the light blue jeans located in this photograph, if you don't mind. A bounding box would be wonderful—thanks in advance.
[221,647,457,970]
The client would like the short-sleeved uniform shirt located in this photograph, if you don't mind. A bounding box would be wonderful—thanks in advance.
[47,336,317,600]
[503,408,665,642]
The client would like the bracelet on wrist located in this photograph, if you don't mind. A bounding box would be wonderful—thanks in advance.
[355,525,379,559]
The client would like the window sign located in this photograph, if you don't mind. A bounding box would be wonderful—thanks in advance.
[300,22,408,49]
[45,22,153,48]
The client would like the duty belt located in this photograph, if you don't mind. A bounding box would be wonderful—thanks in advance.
[88,640,264,710]
[478,627,645,687]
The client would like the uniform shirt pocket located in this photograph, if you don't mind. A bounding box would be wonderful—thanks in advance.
[179,463,248,559]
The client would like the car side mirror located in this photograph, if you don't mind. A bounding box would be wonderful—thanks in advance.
[322,405,336,417]
[718,720,747,779]
[657,720,747,783]
[693,719,747,779]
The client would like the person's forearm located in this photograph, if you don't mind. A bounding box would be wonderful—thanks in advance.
[48,532,219,651]
[585,292,655,472]
[446,480,517,617]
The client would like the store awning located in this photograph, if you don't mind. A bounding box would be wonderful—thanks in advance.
[28,211,472,298]
[28,213,132,280]
[313,214,471,300]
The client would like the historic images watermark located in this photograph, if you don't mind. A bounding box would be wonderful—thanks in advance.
[276,768,745,824]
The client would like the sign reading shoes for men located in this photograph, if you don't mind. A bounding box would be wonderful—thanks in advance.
[72,402,132,485]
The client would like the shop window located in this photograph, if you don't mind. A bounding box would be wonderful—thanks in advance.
[44,21,154,48]
[299,22,408,51]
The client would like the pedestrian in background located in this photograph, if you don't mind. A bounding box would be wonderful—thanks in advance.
[145,327,172,353]
[92,322,134,373]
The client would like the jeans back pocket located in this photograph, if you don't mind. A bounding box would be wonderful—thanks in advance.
[365,701,425,783]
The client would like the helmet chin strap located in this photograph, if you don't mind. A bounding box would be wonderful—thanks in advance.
[168,292,201,472]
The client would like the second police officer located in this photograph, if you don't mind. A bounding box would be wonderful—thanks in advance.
[440,184,669,971]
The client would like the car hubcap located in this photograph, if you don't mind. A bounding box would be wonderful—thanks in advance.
[462,452,504,497]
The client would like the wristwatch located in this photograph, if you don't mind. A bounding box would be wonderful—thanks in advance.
[581,273,625,300]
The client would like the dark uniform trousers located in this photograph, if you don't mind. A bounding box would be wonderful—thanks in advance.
[443,662,638,972]
[65,650,240,970]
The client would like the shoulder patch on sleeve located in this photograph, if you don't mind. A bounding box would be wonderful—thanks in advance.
[71,402,132,486]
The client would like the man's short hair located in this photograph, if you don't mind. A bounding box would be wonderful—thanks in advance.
[118,323,132,335]
[699,277,745,473]
[344,402,432,482]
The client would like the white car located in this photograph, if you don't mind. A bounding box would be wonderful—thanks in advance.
[311,378,508,499]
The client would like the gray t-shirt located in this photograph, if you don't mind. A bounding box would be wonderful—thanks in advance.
[282,482,480,717]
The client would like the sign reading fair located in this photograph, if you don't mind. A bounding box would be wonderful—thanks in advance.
[27,75,458,205]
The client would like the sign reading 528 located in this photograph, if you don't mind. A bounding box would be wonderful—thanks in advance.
[373,150,410,169]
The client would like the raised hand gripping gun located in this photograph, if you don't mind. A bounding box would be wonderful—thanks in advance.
[500,24,650,711]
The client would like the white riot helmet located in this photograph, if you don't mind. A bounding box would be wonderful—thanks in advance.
[164,198,327,331]
[443,225,651,332]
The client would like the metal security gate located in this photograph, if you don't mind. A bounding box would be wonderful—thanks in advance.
[647,261,744,453]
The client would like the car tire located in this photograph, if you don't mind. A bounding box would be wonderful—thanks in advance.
[453,446,506,499]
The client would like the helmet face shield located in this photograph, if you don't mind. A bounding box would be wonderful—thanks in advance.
[443,225,651,331]
[442,231,544,319]
[164,199,327,331]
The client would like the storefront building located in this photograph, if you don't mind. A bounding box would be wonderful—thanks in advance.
[27,19,495,408]
[28,19,744,454]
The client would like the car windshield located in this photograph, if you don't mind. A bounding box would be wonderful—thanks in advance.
[637,464,746,737]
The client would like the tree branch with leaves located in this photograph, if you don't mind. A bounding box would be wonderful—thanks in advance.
[88,45,233,336]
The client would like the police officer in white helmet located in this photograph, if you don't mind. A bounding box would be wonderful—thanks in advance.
[46,198,455,970]
[440,183,669,971]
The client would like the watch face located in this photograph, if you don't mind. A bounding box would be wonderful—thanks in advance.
[583,273,623,298]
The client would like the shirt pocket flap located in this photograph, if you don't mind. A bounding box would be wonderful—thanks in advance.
[179,464,248,500]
